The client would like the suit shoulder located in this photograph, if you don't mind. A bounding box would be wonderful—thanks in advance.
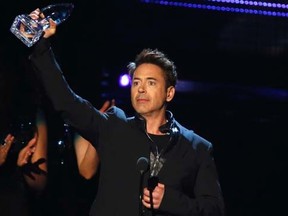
[177,122,212,150]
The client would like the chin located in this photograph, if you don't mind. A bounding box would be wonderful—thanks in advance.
[135,108,146,115]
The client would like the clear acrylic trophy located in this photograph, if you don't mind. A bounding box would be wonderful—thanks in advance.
[10,3,74,47]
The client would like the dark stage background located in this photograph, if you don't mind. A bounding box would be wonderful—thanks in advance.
[1,0,288,216]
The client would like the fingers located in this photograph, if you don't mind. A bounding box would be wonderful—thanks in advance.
[17,146,35,166]
[49,18,57,27]
[18,150,33,166]
[142,184,165,209]
[4,134,15,146]
[28,8,57,39]
[4,134,14,142]
[17,135,38,167]
[99,100,111,113]
[27,136,37,148]
[99,99,115,113]
[23,137,37,154]
[0,134,15,165]
[29,8,41,19]
[111,99,116,106]
[43,18,57,38]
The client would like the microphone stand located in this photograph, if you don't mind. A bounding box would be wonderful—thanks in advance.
[147,176,159,216]
[149,189,154,214]
[137,157,149,216]
[139,172,145,216]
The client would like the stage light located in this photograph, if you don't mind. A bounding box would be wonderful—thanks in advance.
[141,0,288,18]
[119,74,131,87]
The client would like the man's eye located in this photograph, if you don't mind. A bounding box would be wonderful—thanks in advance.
[148,81,156,86]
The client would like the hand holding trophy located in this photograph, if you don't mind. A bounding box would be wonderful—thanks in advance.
[10,3,74,47]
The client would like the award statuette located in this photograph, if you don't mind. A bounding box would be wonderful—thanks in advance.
[10,3,74,47]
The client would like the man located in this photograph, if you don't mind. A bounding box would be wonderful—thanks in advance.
[28,14,225,216]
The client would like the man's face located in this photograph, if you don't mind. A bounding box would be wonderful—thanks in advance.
[130,63,174,117]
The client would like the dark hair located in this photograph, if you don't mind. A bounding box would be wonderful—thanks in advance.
[127,48,177,88]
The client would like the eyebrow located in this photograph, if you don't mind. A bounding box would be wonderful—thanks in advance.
[133,77,157,81]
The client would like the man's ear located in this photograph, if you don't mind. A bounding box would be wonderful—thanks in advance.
[166,86,175,102]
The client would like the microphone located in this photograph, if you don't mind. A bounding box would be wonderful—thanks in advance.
[137,157,149,216]
[137,157,149,174]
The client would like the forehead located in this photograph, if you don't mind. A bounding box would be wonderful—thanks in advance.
[133,63,164,79]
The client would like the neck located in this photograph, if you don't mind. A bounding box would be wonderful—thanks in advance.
[145,115,167,135]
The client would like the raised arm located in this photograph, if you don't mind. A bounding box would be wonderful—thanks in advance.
[29,11,102,147]
[74,134,99,179]
[74,100,115,179]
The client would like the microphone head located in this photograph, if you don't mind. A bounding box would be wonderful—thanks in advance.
[136,157,149,174]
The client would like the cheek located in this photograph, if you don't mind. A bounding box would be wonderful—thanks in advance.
[131,88,136,96]
[153,92,166,103]
[130,89,136,101]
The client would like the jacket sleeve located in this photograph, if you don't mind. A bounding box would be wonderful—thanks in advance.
[29,38,101,145]
[159,138,225,216]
